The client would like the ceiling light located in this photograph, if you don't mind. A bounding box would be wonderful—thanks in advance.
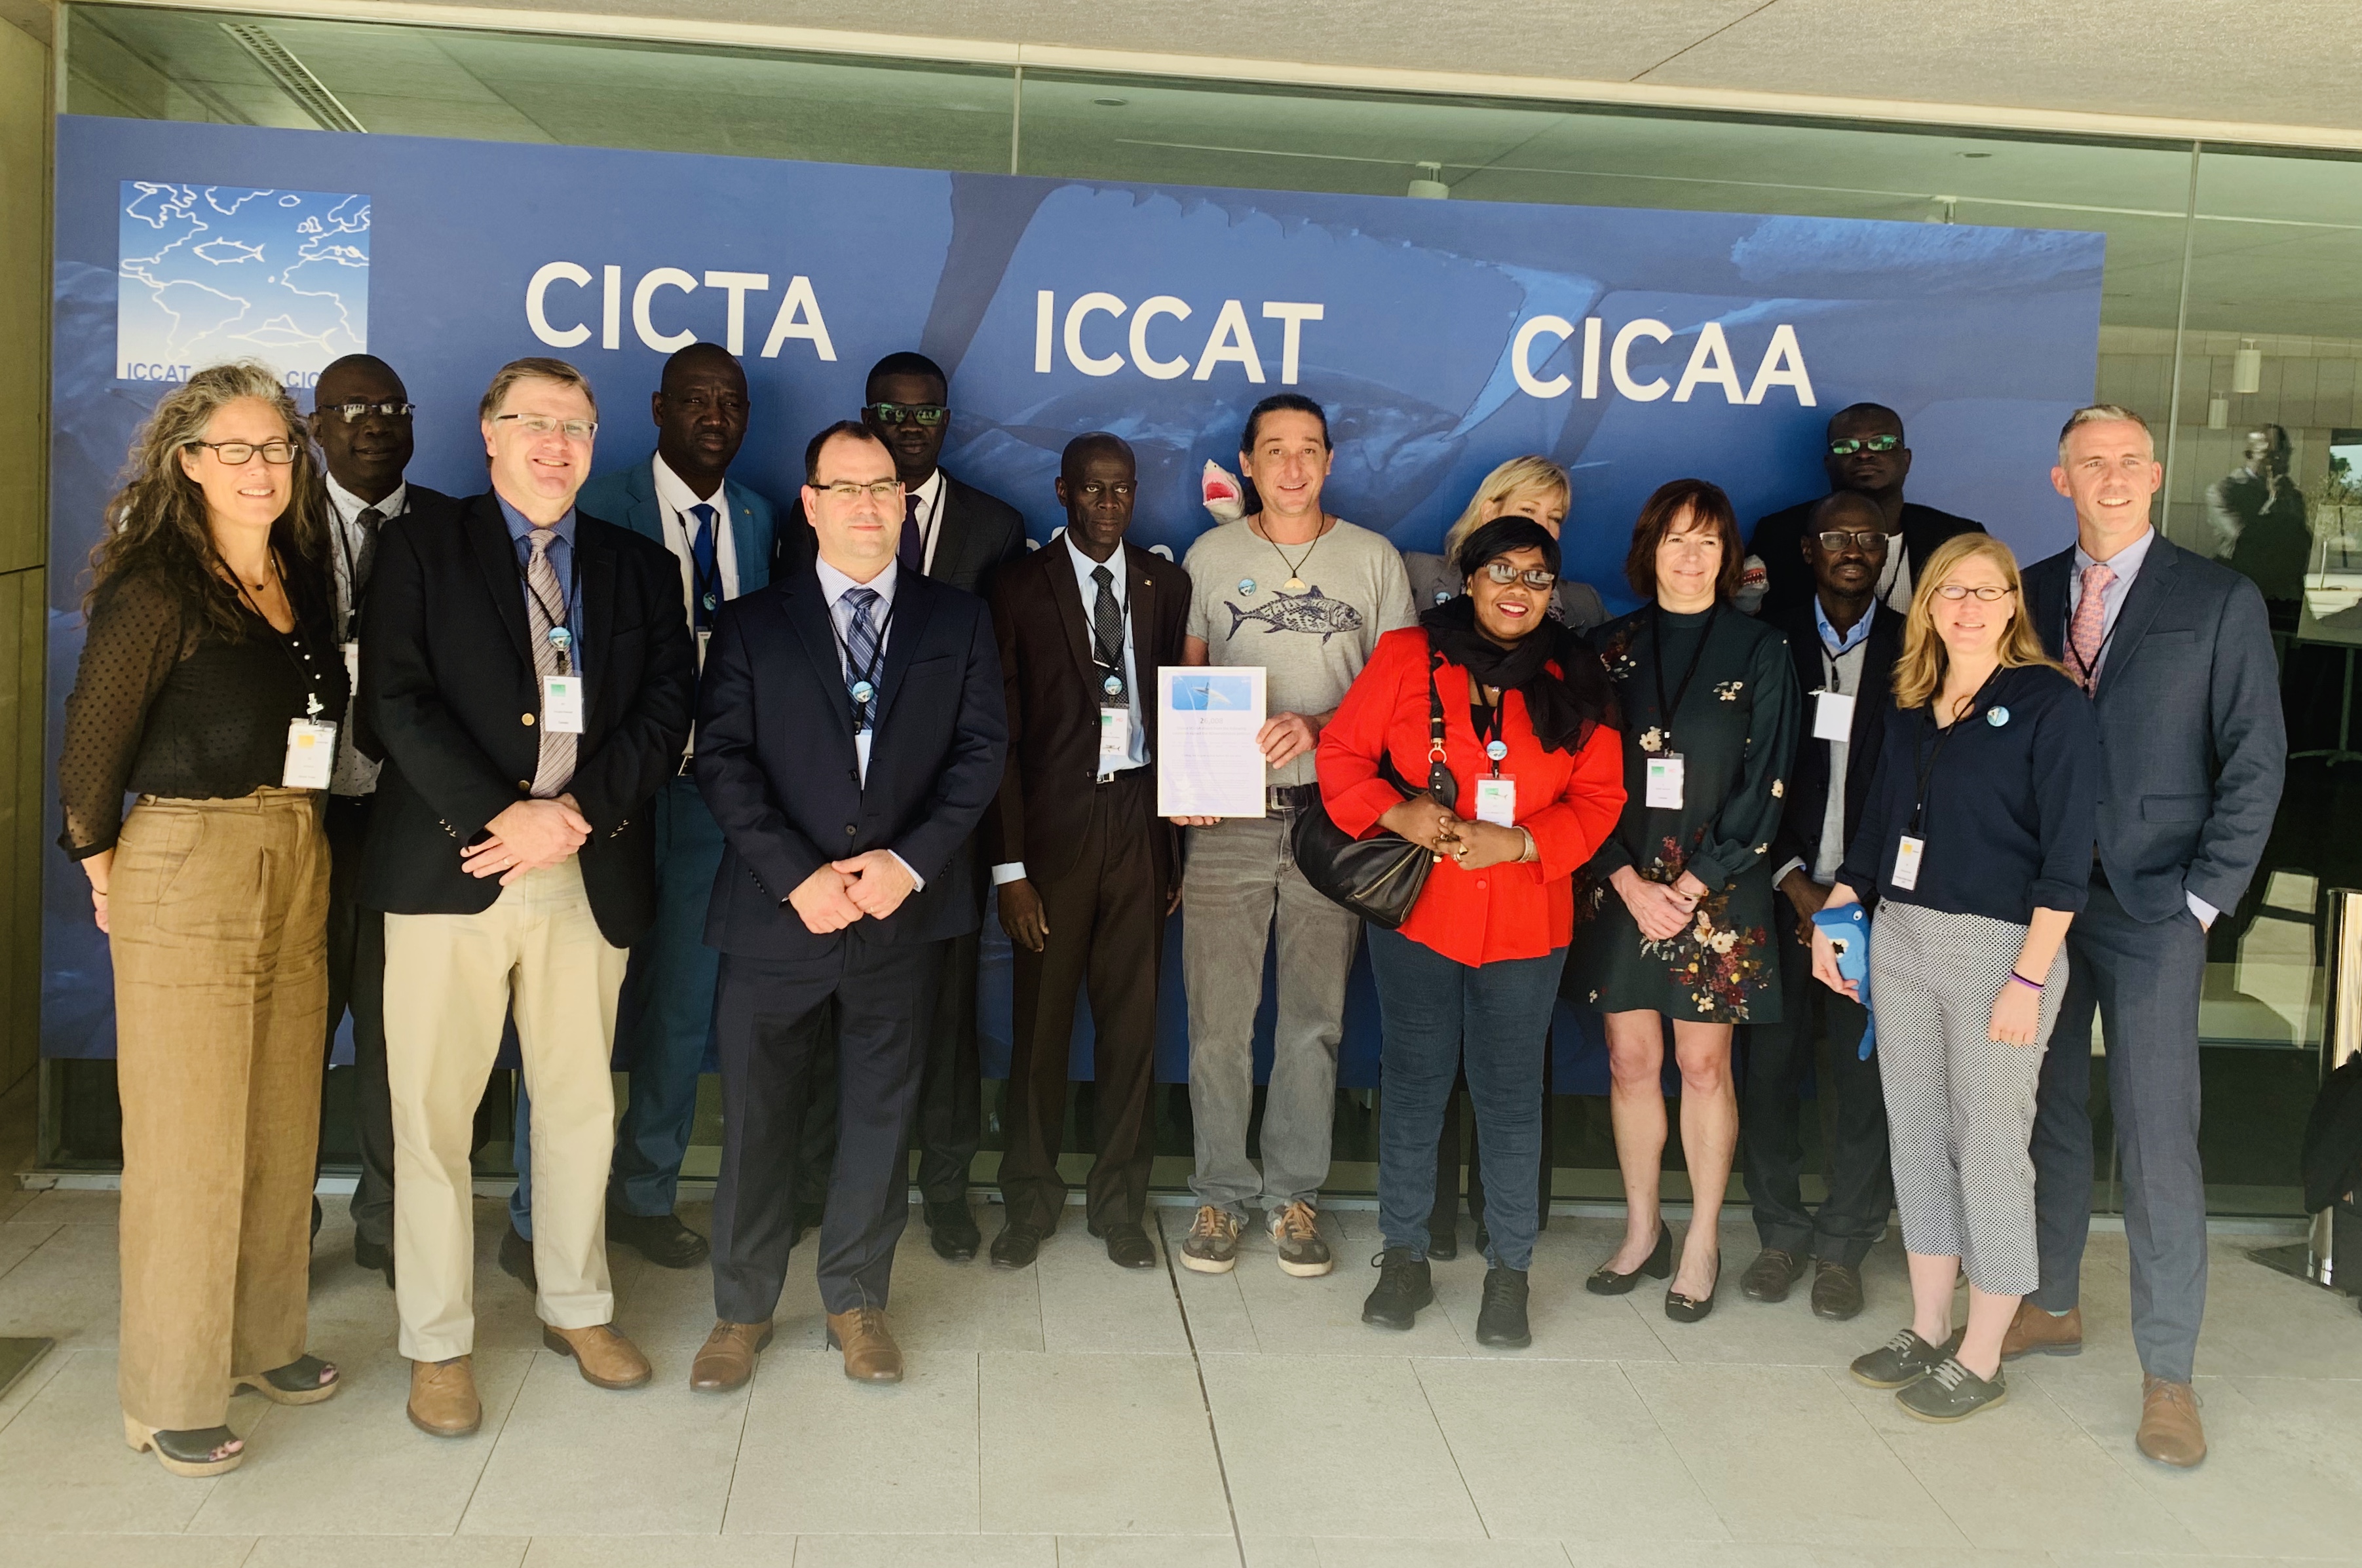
[2234,337,2264,395]
[1407,161,1449,199]
[219,21,366,133]
[2208,394,2230,430]
[1093,97,1128,107]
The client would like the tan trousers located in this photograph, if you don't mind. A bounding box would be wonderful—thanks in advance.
[110,789,330,1432]
[384,857,626,1362]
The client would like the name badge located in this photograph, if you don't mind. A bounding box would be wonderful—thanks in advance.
[1812,689,1856,742]
[1645,754,1685,811]
[282,719,337,789]
[1893,833,1926,891]
[341,640,360,698]
[1099,706,1133,765]
[543,674,586,734]
[1474,775,1517,828]
[696,628,711,672]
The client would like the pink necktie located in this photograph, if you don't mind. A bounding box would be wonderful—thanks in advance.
[2069,561,2116,691]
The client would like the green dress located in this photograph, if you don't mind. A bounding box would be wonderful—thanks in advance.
[1569,603,1800,1023]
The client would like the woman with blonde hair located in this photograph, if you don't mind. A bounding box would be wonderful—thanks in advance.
[60,360,348,1474]
[1403,455,1607,632]
[1814,532,2099,1424]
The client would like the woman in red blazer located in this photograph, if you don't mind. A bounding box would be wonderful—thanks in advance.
[1318,518,1624,1347]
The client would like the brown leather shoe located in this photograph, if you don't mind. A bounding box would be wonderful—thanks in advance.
[2000,1301,2082,1361]
[2137,1375,2207,1468]
[825,1306,904,1383]
[690,1320,774,1393]
[542,1324,653,1390]
[407,1355,481,1438]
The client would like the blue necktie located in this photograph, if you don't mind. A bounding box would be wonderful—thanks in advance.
[843,586,880,731]
[685,502,719,632]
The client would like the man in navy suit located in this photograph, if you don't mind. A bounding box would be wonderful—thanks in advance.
[505,343,779,1281]
[688,420,1006,1391]
[2010,404,2285,1468]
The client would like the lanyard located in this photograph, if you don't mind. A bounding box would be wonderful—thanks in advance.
[233,554,329,719]
[1907,665,2001,835]
[1472,692,1507,776]
[830,593,897,727]
[2062,580,2123,690]
[1648,603,1721,744]
[510,532,583,674]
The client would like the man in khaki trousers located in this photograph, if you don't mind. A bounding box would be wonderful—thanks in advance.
[360,357,695,1435]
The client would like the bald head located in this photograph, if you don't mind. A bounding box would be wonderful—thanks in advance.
[310,354,413,503]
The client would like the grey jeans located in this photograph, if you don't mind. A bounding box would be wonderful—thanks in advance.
[1181,811,1362,1217]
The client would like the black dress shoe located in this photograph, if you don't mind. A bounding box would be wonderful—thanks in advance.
[1476,1266,1531,1348]
[926,1199,981,1261]
[990,1221,1046,1269]
[1812,1261,1865,1321]
[607,1210,710,1269]
[1586,1222,1672,1296]
[1740,1246,1806,1304]
[499,1222,538,1293]
[1426,1221,1458,1262]
[1362,1248,1434,1330]
[1098,1221,1156,1269]
[354,1236,396,1290]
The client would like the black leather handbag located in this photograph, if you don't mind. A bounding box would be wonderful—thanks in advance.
[1289,647,1455,930]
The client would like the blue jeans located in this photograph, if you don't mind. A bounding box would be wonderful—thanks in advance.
[513,775,724,1233]
[1368,925,1562,1271]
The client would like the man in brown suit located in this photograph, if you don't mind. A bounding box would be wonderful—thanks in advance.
[985,433,1191,1270]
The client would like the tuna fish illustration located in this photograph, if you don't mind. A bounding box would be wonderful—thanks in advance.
[1225,587,1367,643]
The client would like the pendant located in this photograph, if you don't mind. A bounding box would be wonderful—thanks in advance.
[1102,674,1124,698]
[850,679,875,704]
[1283,577,1307,595]
[1485,740,1508,762]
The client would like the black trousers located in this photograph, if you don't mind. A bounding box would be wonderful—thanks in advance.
[710,936,941,1321]
[914,919,983,1204]
[322,793,393,1252]
[1739,911,1890,1265]
[999,769,1164,1234]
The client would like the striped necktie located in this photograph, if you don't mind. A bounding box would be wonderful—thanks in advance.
[525,529,577,797]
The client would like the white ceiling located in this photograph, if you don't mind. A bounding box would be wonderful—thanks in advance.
[317,0,2362,134]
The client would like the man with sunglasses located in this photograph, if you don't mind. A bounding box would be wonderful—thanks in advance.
[503,343,780,1289]
[1742,492,1900,1322]
[1749,403,1985,622]
[823,350,1025,1265]
[363,357,695,1436]
[307,354,452,1288]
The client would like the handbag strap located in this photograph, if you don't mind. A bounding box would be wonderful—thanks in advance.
[1424,645,1457,811]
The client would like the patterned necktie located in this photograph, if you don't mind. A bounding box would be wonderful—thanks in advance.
[524,529,577,798]
[843,586,880,731]
[1091,564,1123,674]
[2068,560,2116,692]
[898,491,923,575]
[685,502,719,632]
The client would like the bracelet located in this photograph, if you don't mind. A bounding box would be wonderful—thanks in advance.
[1518,828,1537,863]
[2007,970,2044,992]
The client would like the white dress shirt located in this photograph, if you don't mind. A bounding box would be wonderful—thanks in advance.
[909,468,947,576]
[650,453,742,638]
[1875,531,1914,613]
[814,555,922,890]
[322,472,406,797]
[2065,524,2212,926]
[991,534,1145,887]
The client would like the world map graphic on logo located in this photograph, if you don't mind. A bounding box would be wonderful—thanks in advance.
[116,182,370,385]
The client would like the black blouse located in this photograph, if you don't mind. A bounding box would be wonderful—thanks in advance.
[58,562,349,859]
[1837,662,2099,924]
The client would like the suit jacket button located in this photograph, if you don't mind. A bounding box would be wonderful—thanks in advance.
[522,713,535,726]
[845,824,858,836]
[519,780,531,791]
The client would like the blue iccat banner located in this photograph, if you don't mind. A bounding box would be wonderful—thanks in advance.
[47,114,2103,1087]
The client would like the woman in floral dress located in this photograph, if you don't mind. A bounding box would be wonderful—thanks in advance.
[1569,479,1799,1322]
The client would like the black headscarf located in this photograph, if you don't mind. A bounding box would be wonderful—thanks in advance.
[1419,516,1614,754]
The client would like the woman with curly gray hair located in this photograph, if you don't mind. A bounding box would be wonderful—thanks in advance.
[59,360,349,1474]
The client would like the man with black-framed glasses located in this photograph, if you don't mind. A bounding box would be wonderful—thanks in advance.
[1749,402,1985,622]
[306,354,451,1290]
[803,349,1023,1266]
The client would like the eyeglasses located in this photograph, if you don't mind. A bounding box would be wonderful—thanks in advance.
[816,479,905,502]
[1933,584,2016,602]
[1816,529,1892,553]
[866,402,947,427]
[493,413,597,442]
[1480,560,1557,590]
[1074,480,1137,501]
[186,438,297,466]
[321,401,414,424]
[1828,434,1902,456]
